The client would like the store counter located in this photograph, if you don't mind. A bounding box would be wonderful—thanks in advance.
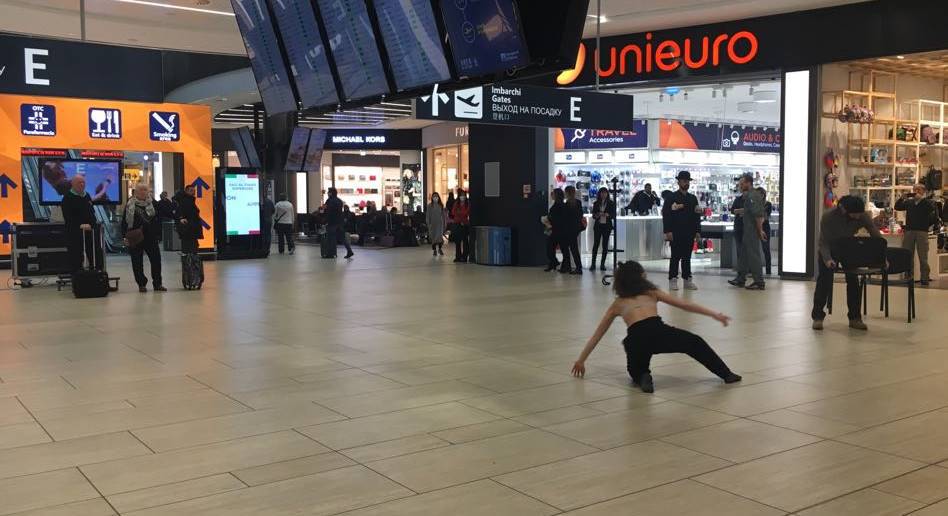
[581,215,665,260]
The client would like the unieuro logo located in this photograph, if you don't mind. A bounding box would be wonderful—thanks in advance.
[556,30,759,86]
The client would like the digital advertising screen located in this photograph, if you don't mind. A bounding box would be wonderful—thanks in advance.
[439,0,530,77]
[223,173,262,236]
[231,0,298,115]
[316,0,391,101]
[373,0,452,91]
[285,127,311,172]
[269,0,340,109]
[304,128,327,171]
[39,159,121,205]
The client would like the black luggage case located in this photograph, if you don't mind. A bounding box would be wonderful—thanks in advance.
[320,231,336,258]
[181,253,204,290]
[72,229,109,298]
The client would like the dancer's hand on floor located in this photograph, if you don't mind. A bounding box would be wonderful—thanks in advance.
[571,361,586,378]
[713,312,731,327]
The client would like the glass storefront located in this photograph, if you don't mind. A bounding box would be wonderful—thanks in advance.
[429,143,469,200]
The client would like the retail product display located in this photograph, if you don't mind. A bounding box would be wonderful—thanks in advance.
[836,104,874,124]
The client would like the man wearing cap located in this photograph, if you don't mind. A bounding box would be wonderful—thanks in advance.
[728,173,767,289]
[662,171,702,290]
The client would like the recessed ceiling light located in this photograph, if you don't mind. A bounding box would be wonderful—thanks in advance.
[111,0,233,16]
[896,55,905,59]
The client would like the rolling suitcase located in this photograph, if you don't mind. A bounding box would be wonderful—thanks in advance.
[181,252,204,290]
[320,229,336,259]
[72,229,109,299]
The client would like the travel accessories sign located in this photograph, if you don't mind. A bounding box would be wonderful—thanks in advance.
[415,83,635,131]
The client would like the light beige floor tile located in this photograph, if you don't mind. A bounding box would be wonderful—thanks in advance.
[107,473,246,513]
[431,419,530,444]
[316,381,496,418]
[748,409,863,438]
[41,395,248,441]
[232,452,355,486]
[8,498,115,516]
[911,499,948,515]
[0,432,151,479]
[543,401,735,449]
[795,488,923,516]
[131,403,345,452]
[368,429,597,493]
[696,441,923,512]
[189,369,304,394]
[81,430,327,495]
[837,408,948,463]
[512,405,605,427]
[341,434,449,462]
[0,422,50,450]
[679,380,840,417]
[230,370,405,409]
[31,400,135,422]
[124,465,412,516]
[661,419,822,462]
[18,376,208,412]
[460,381,632,418]
[561,479,783,516]
[0,397,33,426]
[460,369,574,393]
[580,394,668,413]
[495,440,729,510]
[874,466,948,504]
[341,479,559,516]
[297,402,499,449]
[0,468,99,515]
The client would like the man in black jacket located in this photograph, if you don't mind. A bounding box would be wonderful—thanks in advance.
[662,171,702,291]
[325,188,353,259]
[61,176,98,272]
[895,183,940,285]
[628,183,661,216]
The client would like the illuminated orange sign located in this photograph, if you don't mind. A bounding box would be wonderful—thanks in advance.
[0,94,214,255]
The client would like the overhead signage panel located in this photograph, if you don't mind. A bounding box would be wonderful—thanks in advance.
[373,0,452,91]
[269,0,339,109]
[415,84,635,130]
[316,0,390,102]
[231,0,298,115]
[555,122,647,150]
[659,120,780,153]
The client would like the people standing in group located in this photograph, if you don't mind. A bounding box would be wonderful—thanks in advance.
[174,186,203,254]
[590,187,616,271]
[628,183,661,216]
[123,184,165,293]
[157,191,176,222]
[553,186,584,274]
[895,183,939,285]
[450,190,472,263]
[426,192,446,257]
[812,195,881,331]
[61,176,98,273]
[757,187,774,275]
[662,171,701,290]
[543,188,563,272]
[325,187,354,259]
[273,193,296,255]
[728,173,767,290]
[261,195,275,255]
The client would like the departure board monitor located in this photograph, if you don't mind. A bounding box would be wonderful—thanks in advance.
[439,0,530,77]
[316,0,390,101]
[269,0,340,109]
[373,0,451,91]
[231,0,298,115]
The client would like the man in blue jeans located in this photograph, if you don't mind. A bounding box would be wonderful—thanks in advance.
[325,188,354,259]
[811,195,880,331]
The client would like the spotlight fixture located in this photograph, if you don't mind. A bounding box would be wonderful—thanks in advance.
[683,92,689,101]
[711,89,717,99]
[659,93,664,103]
[749,86,755,95]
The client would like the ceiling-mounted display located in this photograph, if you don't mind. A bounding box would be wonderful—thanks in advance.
[372,0,452,91]
[316,0,391,101]
[269,0,339,109]
[439,0,530,78]
[231,0,298,115]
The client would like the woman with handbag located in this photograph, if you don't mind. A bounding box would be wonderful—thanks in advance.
[123,183,165,293]
[450,191,472,263]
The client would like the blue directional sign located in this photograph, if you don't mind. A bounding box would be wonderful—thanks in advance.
[0,220,11,244]
[0,174,17,198]
[190,177,210,198]
[149,111,180,142]
[20,104,56,136]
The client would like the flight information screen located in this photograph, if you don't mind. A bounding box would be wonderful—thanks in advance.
[439,0,529,77]
[231,0,298,114]
[316,0,390,101]
[373,0,452,91]
[270,0,339,109]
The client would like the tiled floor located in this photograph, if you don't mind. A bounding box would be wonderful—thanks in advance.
[0,245,946,515]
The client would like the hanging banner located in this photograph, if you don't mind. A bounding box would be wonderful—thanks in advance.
[659,120,780,153]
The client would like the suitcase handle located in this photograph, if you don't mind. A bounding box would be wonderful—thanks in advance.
[82,224,101,271]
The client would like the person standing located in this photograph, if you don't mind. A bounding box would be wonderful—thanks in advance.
[261,195,275,255]
[174,185,203,254]
[445,191,456,220]
[895,183,939,285]
[729,189,745,276]
[590,187,616,271]
[662,171,701,291]
[543,188,563,272]
[450,191,472,263]
[123,184,165,293]
[157,191,176,222]
[426,193,446,256]
[273,193,296,255]
[61,176,98,273]
[812,195,881,331]
[325,187,354,259]
[628,183,661,216]
[560,186,584,274]
[729,174,767,290]
[757,187,774,275]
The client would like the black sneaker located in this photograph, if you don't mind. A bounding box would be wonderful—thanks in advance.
[569,269,583,275]
[345,252,354,259]
[138,286,148,293]
[638,373,655,393]
[727,278,746,287]
[745,282,766,290]
[724,373,743,384]
[600,263,607,271]
[154,286,167,292]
